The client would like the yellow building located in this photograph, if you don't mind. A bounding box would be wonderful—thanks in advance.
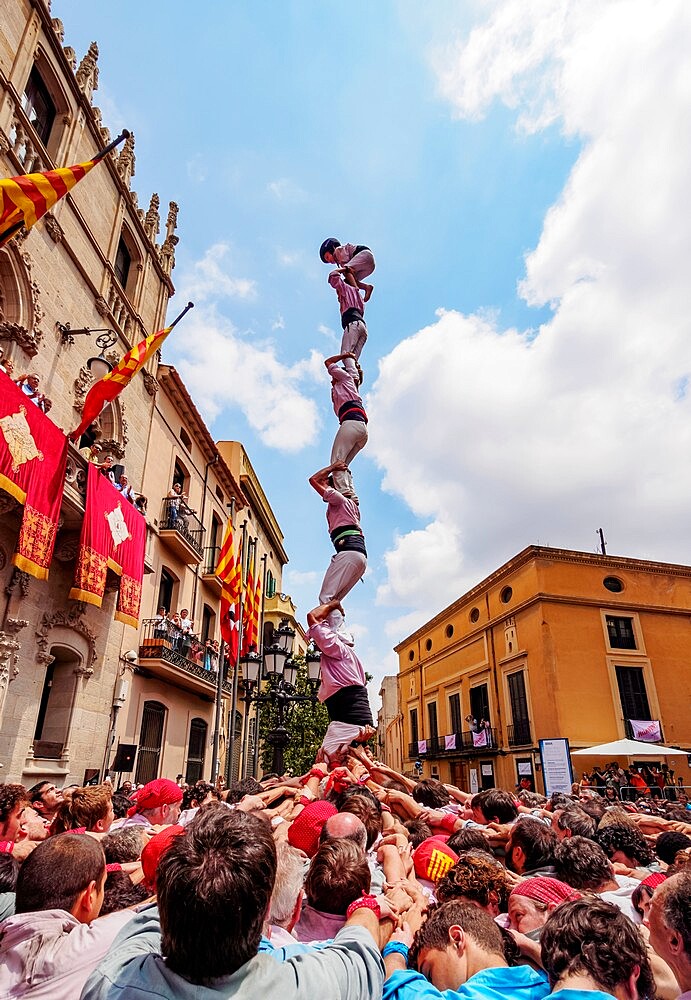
[395,546,691,793]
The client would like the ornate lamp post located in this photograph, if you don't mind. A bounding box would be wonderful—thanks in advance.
[240,620,321,775]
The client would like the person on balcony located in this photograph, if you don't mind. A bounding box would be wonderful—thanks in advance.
[167,482,195,530]
[97,456,116,484]
[115,474,136,503]
[153,607,169,639]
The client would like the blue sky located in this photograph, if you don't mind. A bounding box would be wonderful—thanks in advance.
[55,1,691,706]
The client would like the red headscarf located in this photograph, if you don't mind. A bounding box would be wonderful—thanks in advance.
[510,876,582,906]
[127,778,183,817]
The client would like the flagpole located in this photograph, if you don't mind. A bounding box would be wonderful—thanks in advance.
[92,129,131,163]
[167,300,195,329]
[211,637,225,783]
[227,518,248,781]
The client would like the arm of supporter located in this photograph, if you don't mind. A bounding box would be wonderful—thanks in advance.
[416,808,462,833]
[386,789,422,821]
[327,270,344,289]
[443,784,471,804]
[378,843,408,884]
[81,904,161,1000]
[308,464,334,498]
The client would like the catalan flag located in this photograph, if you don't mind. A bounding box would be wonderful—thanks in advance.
[69,302,193,441]
[0,130,129,248]
[242,545,256,655]
[217,517,241,664]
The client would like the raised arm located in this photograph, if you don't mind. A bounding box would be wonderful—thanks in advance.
[307,600,344,629]
[309,461,347,497]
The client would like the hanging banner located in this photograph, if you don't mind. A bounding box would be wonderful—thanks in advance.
[629,720,662,743]
[417,739,427,755]
[445,734,456,751]
[473,730,489,748]
[0,370,67,579]
[69,464,145,627]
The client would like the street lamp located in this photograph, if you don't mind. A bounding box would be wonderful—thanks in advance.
[240,620,321,775]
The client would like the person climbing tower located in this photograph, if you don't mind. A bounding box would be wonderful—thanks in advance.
[324,351,367,495]
[319,238,375,302]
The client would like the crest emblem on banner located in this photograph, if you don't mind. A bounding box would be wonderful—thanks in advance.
[0,406,43,472]
[105,504,131,548]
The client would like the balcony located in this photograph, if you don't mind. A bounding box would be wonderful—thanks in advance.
[508,720,532,747]
[138,618,230,698]
[201,545,222,595]
[159,497,205,564]
[409,729,499,760]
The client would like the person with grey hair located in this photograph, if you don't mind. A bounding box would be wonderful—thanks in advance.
[267,844,307,946]
[102,827,147,865]
[648,871,691,997]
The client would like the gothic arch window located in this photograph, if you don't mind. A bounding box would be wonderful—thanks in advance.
[0,244,43,357]
[113,226,142,307]
[19,51,70,163]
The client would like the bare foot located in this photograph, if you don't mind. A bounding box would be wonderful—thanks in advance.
[363,284,373,302]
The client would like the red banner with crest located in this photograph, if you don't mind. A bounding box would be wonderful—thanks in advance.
[0,370,68,579]
[69,464,146,627]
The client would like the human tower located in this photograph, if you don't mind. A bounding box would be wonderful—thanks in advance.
[305,239,377,764]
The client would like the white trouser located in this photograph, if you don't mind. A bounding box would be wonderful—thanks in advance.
[340,319,367,377]
[330,420,368,492]
[319,550,367,628]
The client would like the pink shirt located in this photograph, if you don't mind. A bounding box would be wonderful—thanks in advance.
[328,364,362,416]
[327,272,365,318]
[323,487,360,532]
[307,620,366,701]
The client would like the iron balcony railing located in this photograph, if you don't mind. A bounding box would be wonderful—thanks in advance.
[409,728,498,759]
[160,496,205,558]
[202,545,220,576]
[139,618,230,691]
[507,720,532,746]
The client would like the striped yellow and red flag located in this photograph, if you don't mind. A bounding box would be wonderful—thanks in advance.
[0,130,129,248]
[217,518,241,664]
[242,545,256,654]
[69,302,193,440]
[250,557,262,648]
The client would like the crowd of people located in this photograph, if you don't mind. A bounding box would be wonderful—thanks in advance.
[1,748,690,1000]
[150,606,224,671]
[0,359,53,413]
[580,762,685,802]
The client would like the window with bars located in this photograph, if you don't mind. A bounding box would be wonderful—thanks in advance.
[606,616,636,649]
[615,665,651,720]
[185,718,207,784]
[135,701,166,785]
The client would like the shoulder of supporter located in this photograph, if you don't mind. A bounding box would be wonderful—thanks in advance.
[80,904,162,1000]
[306,621,346,658]
[323,486,344,505]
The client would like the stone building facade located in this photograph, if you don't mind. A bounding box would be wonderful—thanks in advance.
[0,0,179,785]
[396,546,691,793]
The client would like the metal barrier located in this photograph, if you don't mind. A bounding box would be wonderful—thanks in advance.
[582,784,690,802]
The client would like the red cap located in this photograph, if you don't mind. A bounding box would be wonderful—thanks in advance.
[413,838,458,883]
[510,876,582,906]
[127,779,183,817]
[287,800,337,858]
[141,824,184,890]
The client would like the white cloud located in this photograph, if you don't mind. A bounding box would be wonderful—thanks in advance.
[170,308,320,452]
[370,0,691,631]
[277,249,303,267]
[271,315,285,331]
[284,569,319,587]
[267,178,307,202]
[317,323,339,345]
[177,243,257,303]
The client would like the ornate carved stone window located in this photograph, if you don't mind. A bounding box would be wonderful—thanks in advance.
[0,244,44,357]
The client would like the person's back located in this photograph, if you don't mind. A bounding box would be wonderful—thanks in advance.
[82,805,386,1000]
[0,833,132,1000]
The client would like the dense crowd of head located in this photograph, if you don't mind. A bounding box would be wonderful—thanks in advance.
[0,755,690,1000]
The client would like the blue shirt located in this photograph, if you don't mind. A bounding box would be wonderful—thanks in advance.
[384,963,550,1000]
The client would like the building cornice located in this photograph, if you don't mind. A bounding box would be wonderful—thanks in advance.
[395,544,691,651]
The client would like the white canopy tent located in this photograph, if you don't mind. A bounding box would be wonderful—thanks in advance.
[571,738,687,757]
